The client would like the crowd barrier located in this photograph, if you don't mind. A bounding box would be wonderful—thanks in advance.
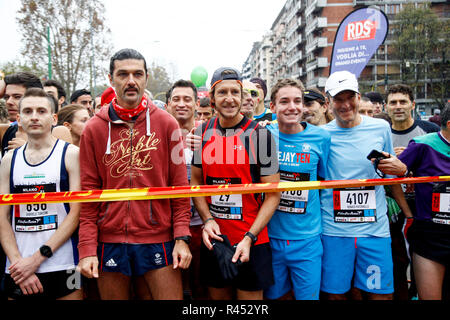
[1,176,449,205]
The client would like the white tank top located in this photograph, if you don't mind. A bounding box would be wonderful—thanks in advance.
[7,140,78,273]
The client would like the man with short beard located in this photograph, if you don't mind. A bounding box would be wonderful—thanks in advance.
[191,67,280,300]
[301,88,333,126]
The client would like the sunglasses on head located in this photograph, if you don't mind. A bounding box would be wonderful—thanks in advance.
[244,89,259,98]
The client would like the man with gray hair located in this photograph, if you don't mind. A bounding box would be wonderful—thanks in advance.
[320,71,411,300]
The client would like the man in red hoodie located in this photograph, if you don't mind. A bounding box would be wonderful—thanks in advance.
[77,49,192,300]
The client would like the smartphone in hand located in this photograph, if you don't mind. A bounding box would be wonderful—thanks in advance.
[367,149,389,161]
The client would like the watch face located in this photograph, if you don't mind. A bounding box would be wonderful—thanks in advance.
[40,245,52,258]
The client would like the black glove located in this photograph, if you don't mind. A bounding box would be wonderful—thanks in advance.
[211,235,242,281]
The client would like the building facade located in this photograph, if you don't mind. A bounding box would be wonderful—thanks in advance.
[242,0,448,113]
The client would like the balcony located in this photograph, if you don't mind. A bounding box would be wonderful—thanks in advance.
[274,47,285,60]
[286,21,298,38]
[305,0,326,17]
[306,76,328,88]
[295,67,303,78]
[298,33,305,44]
[305,17,327,35]
[286,38,297,54]
[289,67,303,79]
[305,37,327,54]
[294,0,303,13]
[306,60,317,73]
[306,56,328,72]
[286,5,297,22]
[289,32,304,50]
[287,51,303,67]
[317,56,328,68]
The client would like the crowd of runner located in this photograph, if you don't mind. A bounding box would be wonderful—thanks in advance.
[0,48,448,301]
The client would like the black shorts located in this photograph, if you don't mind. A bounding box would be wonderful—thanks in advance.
[2,269,81,300]
[408,220,450,266]
[200,242,274,292]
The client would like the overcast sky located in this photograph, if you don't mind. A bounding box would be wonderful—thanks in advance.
[0,0,286,85]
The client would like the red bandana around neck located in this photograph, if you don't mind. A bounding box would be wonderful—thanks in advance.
[112,96,149,121]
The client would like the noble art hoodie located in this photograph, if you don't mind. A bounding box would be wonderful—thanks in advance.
[77,102,191,260]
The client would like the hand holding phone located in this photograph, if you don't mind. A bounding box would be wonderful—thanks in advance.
[367,149,389,161]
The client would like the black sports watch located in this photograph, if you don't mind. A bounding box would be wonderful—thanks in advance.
[175,236,192,245]
[244,232,258,245]
[39,245,53,258]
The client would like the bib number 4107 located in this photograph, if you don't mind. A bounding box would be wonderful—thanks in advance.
[346,192,369,206]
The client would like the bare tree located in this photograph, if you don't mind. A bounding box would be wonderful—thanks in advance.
[146,62,173,101]
[17,0,113,98]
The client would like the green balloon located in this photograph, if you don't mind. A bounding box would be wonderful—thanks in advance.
[190,66,208,87]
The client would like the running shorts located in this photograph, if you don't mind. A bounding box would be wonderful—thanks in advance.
[2,268,81,300]
[265,235,322,300]
[321,235,394,295]
[408,220,450,266]
[98,241,174,277]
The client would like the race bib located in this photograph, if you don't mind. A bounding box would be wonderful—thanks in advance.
[333,186,377,223]
[15,214,58,232]
[14,183,58,232]
[207,177,243,220]
[278,171,310,214]
[431,183,450,225]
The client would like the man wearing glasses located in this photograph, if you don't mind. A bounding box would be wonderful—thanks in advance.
[319,71,410,300]
[250,77,276,122]
[241,80,260,120]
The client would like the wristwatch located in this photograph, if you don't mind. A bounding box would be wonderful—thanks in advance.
[39,245,53,258]
[244,232,258,245]
[175,236,192,245]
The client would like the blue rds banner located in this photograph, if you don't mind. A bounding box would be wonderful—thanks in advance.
[330,7,389,77]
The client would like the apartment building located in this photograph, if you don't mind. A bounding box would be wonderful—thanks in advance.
[242,0,448,112]
[242,0,354,95]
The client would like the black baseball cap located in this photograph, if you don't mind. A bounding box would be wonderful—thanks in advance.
[210,67,242,89]
[304,89,325,102]
[70,89,91,103]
